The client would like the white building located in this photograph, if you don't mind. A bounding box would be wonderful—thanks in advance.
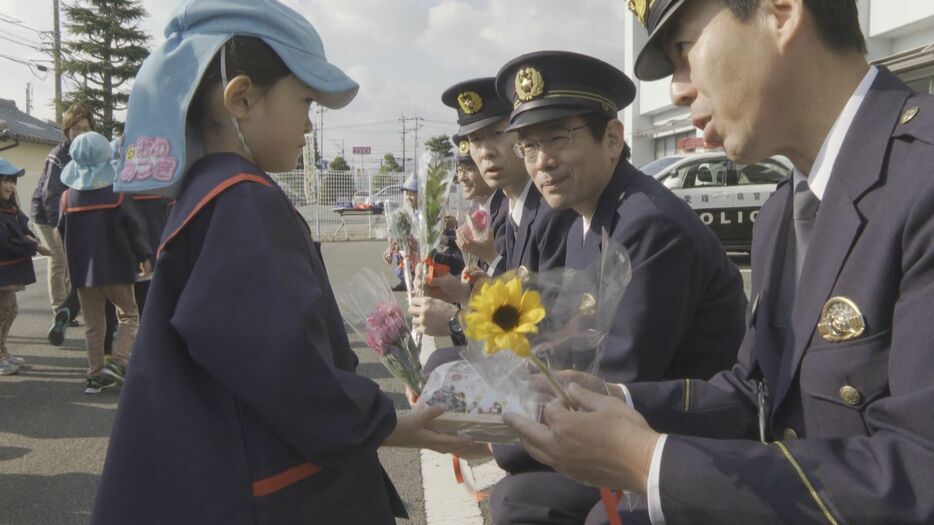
[622,0,934,167]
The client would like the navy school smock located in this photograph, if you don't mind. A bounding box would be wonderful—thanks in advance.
[0,205,38,287]
[91,153,404,525]
[57,187,152,288]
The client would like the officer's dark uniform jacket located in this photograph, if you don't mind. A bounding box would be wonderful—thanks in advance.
[617,68,934,524]
[57,187,151,288]
[91,153,405,524]
[499,181,576,275]
[31,141,70,226]
[0,205,38,287]
[569,160,746,384]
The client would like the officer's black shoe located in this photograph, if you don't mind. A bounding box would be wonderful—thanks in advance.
[48,308,70,346]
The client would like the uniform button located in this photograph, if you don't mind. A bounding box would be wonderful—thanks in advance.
[782,428,798,440]
[839,385,861,406]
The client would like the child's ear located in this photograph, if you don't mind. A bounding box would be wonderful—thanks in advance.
[223,75,256,119]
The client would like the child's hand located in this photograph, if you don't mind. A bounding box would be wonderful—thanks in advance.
[138,260,153,278]
[384,405,478,455]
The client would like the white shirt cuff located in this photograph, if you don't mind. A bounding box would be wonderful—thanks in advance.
[487,255,502,277]
[647,434,668,525]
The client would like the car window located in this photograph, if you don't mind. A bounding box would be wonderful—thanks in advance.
[681,158,730,189]
[641,156,684,177]
[733,159,791,186]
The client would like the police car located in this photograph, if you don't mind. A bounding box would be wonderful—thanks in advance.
[643,152,792,252]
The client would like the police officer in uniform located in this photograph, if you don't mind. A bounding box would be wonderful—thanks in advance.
[504,1,934,523]
[489,50,746,524]
[412,78,577,377]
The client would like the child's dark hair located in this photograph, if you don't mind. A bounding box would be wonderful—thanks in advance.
[187,36,292,127]
[0,176,18,210]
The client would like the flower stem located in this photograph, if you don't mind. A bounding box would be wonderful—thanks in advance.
[528,354,577,410]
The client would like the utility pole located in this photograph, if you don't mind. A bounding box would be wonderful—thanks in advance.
[317,107,327,164]
[53,0,63,123]
[411,116,423,174]
[25,83,33,115]
[399,115,407,173]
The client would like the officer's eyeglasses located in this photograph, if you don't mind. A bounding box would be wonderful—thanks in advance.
[513,124,590,159]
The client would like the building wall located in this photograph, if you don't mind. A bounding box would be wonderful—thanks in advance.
[2,140,52,173]
[625,0,934,166]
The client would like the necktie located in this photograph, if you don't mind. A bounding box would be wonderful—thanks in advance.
[793,180,820,283]
[506,216,518,266]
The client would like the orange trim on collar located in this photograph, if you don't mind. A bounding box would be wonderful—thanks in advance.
[60,191,126,214]
[251,461,321,497]
[132,194,163,201]
[157,174,273,258]
[0,206,18,214]
[0,257,29,266]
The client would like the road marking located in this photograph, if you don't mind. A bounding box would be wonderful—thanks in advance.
[422,450,510,524]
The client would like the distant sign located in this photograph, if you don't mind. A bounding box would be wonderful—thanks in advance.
[352,146,371,155]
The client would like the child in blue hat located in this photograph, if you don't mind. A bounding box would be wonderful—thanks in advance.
[94,1,476,523]
[0,158,52,375]
[57,131,152,394]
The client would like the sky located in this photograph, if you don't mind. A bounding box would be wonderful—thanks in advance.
[0,0,630,169]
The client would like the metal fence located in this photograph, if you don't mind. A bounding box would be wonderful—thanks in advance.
[16,166,460,242]
[270,168,465,242]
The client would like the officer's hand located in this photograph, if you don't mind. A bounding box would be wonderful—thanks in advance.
[423,272,471,304]
[385,405,478,455]
[138,260,153,278]
[409,296,459,337]
[383,242,395,263]
[504,383,659,492]
[528,370,625,399]
[456,228,497,264]
[36,244,52,257]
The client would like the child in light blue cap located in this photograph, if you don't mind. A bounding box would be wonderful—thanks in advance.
[57,131,152,394]
[0,158,52,374]
[94,1,475,523]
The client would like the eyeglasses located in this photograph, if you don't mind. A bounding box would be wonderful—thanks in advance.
[513,124,590,159]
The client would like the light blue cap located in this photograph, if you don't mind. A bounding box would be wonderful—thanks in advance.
[61,132,117,191]
[115,0,359,197]
[402,174,418,193]
[0,158,25,178]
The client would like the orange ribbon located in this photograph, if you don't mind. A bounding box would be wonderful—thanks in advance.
[424,257,450,287]
[452,455,489,502]
[600,488,624,525]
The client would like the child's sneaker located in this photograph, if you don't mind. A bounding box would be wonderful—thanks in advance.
[48,308,70,346]
[85,375,117,394]
[0,359,20,376]
[103,360,127,384]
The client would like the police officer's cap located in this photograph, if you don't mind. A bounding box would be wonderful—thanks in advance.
[442,78,513,136]
[631,0,689,81]
[494,51,635,133]
[451,134,473,163]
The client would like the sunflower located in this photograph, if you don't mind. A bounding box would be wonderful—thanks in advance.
[463,277,546,357]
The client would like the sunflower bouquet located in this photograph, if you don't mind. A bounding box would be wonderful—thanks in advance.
[461,232,631,414]
[337,268,424,394]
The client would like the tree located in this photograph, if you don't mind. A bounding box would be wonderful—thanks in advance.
[379,153,403,173]
[60,0,149,137]
[330,155,350,172]
[425,134,454,159]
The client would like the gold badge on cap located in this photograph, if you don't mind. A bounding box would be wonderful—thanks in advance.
[901,106,919,125]
[817,296,866,342]
[515,67,545,102]
[457,91,484,115]
[458,140,470,156]
[627,0,651,26]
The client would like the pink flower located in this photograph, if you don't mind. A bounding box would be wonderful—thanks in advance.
[470,209,490,232]
[365,301,407,356]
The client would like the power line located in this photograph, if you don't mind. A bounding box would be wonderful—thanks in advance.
[0,14,52,40]
[0,33,45,51]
